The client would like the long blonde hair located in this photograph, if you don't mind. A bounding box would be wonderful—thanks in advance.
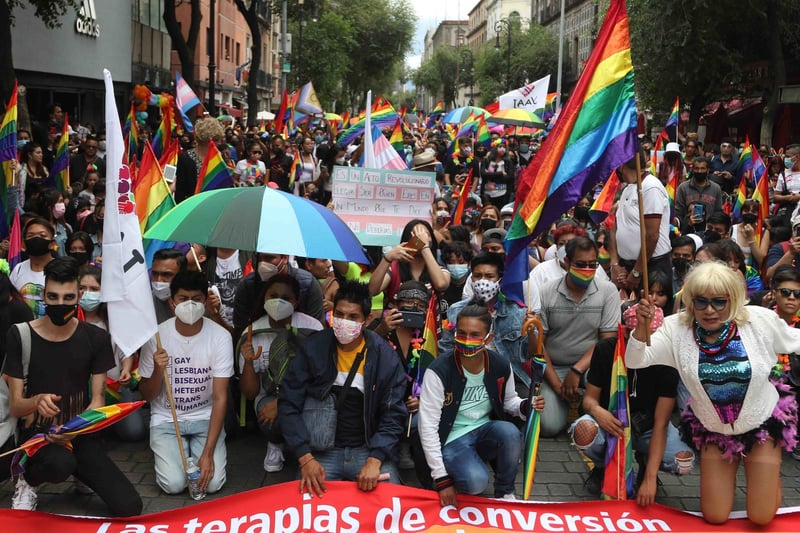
[679,261,749,326]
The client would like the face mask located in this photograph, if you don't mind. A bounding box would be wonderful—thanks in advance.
[556,245,567,266]
[331,316,363,344]
[446,264,469,279]
[151,281,171,301]
[174,300,205,325]
[258,261,280,282]
[98,141,106,151]
[741,213,758,226]
[497,148,506,156]
[24,237,52,257]
[479,218,497,232]
[471,279,500,303]
[264,298,294,321]
[568,266,596,289]
[335,157,346,165]
[273,147,283,155]
[475,149,486,158]
[673,257,690,275]
[454,334,488,358]
[52,203,66,219]
[68,251,91,265]
[462,215,474,227]
[17,139,28,149]
[597,247,611,267]
[503,219,511,230]
[692,172,708,182]
[704,230,721,243]
[79,291,101,311]
[574,206,590,221]
[314,135,325,144]
[461,147,472,156]
[518,144,530,154]
[45,303,77,326]
[785,157,794,170]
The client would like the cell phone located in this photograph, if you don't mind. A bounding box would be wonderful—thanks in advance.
[794,225,800,238]
[437,215,451,226]
[407,235,426,253]
[399,310,426,329]
[163,164,177,183]
[692,204,704,218]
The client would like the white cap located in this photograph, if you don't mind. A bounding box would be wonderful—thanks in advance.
[792,214,800,228]
[687,233,703,251]
[665,142,681,154]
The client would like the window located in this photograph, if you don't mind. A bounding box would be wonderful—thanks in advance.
[236,42,240,64]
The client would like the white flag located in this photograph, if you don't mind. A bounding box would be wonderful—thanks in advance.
[498,74,551,115]
[362,90,377,169]
[100,69,158,356]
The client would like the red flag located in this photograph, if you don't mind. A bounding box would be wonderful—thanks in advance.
[452,168,473,225]
[274,89,289,133]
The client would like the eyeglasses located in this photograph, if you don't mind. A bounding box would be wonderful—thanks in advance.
[777,288,800,299]
[572,261,598,269]
[692,296,729,311]
[250,151,262,155]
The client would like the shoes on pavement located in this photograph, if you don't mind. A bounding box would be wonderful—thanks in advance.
[583,467,604,496]
[263,441,285,472]
[11,476,38,511]
[397,442,415,469]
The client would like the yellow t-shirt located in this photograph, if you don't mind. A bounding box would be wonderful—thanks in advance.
[335,338,366,392]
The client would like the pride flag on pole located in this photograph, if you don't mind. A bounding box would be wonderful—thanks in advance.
[665,97,679,128]
[504,0,638,304]
[602,324,635,500]
[135,141,177,264]
[175,72,201,133]
[195,140,234,193]
[49,113,71,194]
[452,168,473,225]
[151,106,173,160]
[0,81,18,237]
[588,171,619,225]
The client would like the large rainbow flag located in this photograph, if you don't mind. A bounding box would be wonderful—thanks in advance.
[504,0,638,304]
[49,113,70,194]
[602,325,635,500]
[151,105,173,160]
[0,81,18,237]
[750,148,769,244]
[134,141,176,264]
[195,140,234,193]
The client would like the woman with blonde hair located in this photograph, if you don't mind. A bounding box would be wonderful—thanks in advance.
[174,117,226,203]
[629,261,799,525]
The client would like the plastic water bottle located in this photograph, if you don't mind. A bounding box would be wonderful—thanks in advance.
[186,457,206,500]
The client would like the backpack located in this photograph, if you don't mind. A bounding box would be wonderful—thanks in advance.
[235,326,316,394]
[0,323,32,448]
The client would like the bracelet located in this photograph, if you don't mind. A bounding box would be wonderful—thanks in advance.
[569,366,585,377]
[381,253,390,263]
[434,475,454,491]
[420,245,430,251]
[299,456,315,469]
[610,263,620,267]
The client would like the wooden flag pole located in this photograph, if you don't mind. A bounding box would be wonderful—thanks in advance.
[158,332,189,473]
[635,155,651,345]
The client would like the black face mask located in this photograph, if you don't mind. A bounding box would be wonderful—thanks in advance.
[742,213,758,226]
[704,230,721,243]
[693,172,708,182]
[25,237,52,257]
[673,257,691,275]
[480,218,497,232]
[462,216,474,227]
[45,303,77,326]
[475,149,486,158]
[68,251,92,265]
[574,206,590,222]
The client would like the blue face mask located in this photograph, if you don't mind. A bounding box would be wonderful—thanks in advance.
[314,135,325,144]
[17,139,28,149]
[785,157,795,170]
[446,264,469,279]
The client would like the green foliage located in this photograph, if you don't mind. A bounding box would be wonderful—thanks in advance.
[413,46,460,108]
[296,10,356,105]
[6,0,78,27]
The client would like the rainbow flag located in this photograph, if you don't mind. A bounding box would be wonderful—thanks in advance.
[602,325,635,500]
[735,136,755,184]
[11,402,146,475]
[665,165,680,215]
[340,110,350,128]
[105,368,141,405]
[336,106,399,146]
[504,0,637,304]
[134,142,177,264]
[274,89,289,134]
[158,137,180,170]
[731,172,747,223]
[295,81,323,116]
[288,149,300,192]
[430,101,445,116]
[195,140,233,193]
[588,171,619,224]
[452,168,473,225]
[665,96,679,128]
[49,113,70,194]
[0,81,17,237]
[751,150,769,244]
[122,103,133,139]
[389,118,404,153]
[125,103,139,165]
[151,106,173,160]
[7,208,21,270]
[409,294,438,398]
[475,114,491,148]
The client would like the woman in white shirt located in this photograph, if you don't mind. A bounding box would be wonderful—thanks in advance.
[233,141,267,186]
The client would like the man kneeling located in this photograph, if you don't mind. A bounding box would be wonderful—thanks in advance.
[419,303,544,506]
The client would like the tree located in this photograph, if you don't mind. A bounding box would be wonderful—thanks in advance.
[0,0,78,109]
[234,0,264,127]
[163,0,201,88]
[413,47,460,109]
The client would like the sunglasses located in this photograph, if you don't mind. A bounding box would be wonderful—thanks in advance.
[692,296,729,311]
[572,261,598,269]
[250,151,262,155]
[777,288,800,299]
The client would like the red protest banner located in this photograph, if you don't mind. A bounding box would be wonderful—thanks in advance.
[0,481,797,532]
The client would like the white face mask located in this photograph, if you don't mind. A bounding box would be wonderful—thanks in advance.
[258,261,280,282]
[264,298,294,321]
[331,317,363,344]
[174,300,205,325]
[151,281,171,301]
[556,245,567,266]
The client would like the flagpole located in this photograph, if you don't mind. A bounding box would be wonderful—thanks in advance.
[158,332,190,474]
[635,155,651,344]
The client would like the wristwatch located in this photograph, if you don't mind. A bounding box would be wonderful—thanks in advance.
[631,269,641,279]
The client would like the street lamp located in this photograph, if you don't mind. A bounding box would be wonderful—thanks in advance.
[494,16,515,92]
[460,48,474,106]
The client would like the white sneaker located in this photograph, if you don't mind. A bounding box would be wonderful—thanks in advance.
[500,493,518,501]
[263,442,284,472]
[11,476,38,511]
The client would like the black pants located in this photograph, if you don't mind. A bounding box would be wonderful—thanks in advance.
[24,434,142,516]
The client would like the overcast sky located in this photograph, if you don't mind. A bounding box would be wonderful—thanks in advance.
[407,0,475,68]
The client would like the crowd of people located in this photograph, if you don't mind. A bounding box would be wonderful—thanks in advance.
[1,104,799,526]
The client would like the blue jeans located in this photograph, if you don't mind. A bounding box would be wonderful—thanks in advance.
[314,446,400,483]
[568,414,694,473]
[150,420,227,494]
[442,420,521,497]
[540,365,575,437]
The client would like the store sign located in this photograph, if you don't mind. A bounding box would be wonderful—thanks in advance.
[75,0,100,38]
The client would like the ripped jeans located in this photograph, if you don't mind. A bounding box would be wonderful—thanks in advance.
[569,413,694,474]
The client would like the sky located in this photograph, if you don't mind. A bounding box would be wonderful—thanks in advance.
[407,0,476,69]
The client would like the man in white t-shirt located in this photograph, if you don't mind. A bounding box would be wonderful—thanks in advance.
[778,144,800,220]
[609,149,672,294]
[139,270,234,496]
[10,217,56,318]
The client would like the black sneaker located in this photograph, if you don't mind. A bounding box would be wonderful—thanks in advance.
[584,467,604,496]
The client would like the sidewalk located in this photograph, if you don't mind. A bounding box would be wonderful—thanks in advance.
[1,430,799,517]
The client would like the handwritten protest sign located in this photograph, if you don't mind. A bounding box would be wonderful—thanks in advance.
[332,165,436,246]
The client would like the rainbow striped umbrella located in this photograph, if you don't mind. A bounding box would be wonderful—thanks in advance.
[145,186,369,263]
[8,401,146,474]
[523,355,547,500]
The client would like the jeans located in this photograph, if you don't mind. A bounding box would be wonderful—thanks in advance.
[150,420,227,494]
[314,445,400,483]
[568,413,694,473]
[540,365,575,437]
[441,420,521,497]
[24,435,142,516]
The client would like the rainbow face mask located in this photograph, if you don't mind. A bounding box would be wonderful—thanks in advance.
[454,334,489,358]
[568,266,596,288]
